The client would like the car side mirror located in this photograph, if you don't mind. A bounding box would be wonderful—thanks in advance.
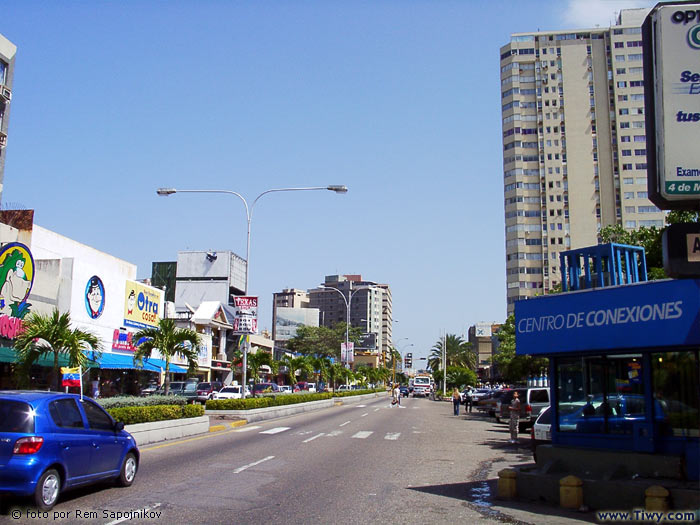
[114,421,125,432]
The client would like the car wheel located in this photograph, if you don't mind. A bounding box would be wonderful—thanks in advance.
[116,452,138,487]
[34,468,60,510]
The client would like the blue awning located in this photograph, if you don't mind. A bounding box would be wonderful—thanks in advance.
[87,352,187,374]
[142,357,187,374]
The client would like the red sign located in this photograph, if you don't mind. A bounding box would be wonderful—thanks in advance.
[112,329,137,352]
[232,296,258,334]
[0,315,23,340]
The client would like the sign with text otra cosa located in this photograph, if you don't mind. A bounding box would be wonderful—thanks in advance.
[123,280,163,330]
[232,296,258,334]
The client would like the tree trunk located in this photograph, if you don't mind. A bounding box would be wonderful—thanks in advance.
[52,351,60,391]
[164,361,170,395]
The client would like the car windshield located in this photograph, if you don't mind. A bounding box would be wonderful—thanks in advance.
[221,387,239,393]
[197,383,211,390]
[0,400,35,433]
[184,383,197,392]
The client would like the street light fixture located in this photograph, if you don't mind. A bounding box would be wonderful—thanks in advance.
[392,342,413,385]
[157,184,348,396]
[320,283,376,369]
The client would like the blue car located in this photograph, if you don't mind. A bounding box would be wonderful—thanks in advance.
[0,391,139,510]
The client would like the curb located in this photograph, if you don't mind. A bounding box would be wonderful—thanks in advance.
[209,420,247,433]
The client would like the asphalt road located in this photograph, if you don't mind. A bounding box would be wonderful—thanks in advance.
[1,396,545,525]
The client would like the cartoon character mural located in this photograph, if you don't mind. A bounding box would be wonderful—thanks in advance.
[0,242,34,319]
[85,275,105,319]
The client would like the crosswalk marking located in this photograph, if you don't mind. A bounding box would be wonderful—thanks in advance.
[352,431,373,439]
[356,405,366,408]
[260,427,290,435]
[384,432,401,441]
[327,430,343,437]
[303,433,325,443]
[235,425,261,433]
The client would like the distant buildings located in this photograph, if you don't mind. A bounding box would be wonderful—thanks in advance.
[0,33,16,203]
[500,9,665,313]
[467,322,502,382]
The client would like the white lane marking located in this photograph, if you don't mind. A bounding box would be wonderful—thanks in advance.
[374,408,380,412]
[352,431,373,439]
[340,421,351,427]
[356,404,367,408]
[260,427,290,435]
[235,425,261,433]
[412,430,423,434]
[233,455,275,474]
[297,430,313,435]
[385,432,401,440]
[105,503,161,525]
[303,433,325,443]
[361,412,369,417]
[327,430,342,437]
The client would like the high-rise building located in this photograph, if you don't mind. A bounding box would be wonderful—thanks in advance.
[308,275,392,367]
[0,33,17,203]
[501,9,665,312]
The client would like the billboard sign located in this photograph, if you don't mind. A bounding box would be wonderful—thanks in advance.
[644,3,700,207]
[123,280,163,330]
[474,323,492,338]
[233,296,258,334]
[358,332,377,350]
[514,279,700,355]
[274,306,319,341]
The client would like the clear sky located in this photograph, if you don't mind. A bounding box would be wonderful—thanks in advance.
[2,0,654,363]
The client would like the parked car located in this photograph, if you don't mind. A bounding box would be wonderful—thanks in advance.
[278,385,293,394]
[337,385,352,392]
[530,405,552,462]
[0,391,139,510]
[195,381,223,403]
[470,388,491,405]
[295,382,316,393]
[139,382,159,396]
[173,381,199,403]
[212,385,246,400]
[495,387,550,431]
[478,389,508,417]
[252,383,280,395]
[165,381,186,395]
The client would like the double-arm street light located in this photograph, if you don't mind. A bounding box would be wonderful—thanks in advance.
[157,185,348,396]
[392,342,414,385]
[320,283,376,369]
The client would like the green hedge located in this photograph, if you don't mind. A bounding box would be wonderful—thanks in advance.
[207,392,332,410]
[107,404,204,424]
[98,395,187,409]
[332,388,383,398]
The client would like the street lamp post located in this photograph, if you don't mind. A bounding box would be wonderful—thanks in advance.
[157,185,347,396]
[392,342,413,385]
[320,283,375,369]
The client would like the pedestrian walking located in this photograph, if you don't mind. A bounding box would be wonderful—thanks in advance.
[466,389,473,413]
[393,384,401,407]
[452,388,460,416]
[508,391,521,443]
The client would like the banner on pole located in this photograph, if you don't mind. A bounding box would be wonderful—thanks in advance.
[232,296,258,334]
[341,342,354,363]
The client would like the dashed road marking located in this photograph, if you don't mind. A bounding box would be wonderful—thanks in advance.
[235,425,261,433]
[260,427,290,435]
[327,430,343,437]
[356,405,367,408]
[384,432,401,440]
[340,421,351,427]
[361,413,369,417]
[303,433,325,443]
[373,408,380,412]
[233,455,275,474]
[352,431,373,439]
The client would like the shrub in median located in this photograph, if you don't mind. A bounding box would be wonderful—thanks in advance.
[107,403,204,424]
[331,388,383,398]
[207,392,332,410]
[98,395,187,409]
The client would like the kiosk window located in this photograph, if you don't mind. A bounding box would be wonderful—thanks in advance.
[652,351,699,438]
[557,355,645,435]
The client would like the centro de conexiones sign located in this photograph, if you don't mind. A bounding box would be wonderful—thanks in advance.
[514,279,700,355]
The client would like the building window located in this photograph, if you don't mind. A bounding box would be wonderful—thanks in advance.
[652,351,699,438]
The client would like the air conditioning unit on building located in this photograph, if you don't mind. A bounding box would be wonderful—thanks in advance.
[0,87,11,102]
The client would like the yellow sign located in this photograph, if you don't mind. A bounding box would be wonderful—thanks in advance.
[123,280,163,329]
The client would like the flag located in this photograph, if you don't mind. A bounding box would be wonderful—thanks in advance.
[61,367,81,388]
[238,334,249,347]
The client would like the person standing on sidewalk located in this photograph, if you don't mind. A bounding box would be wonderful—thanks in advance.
[452,388,461,415]
[508,391,521,443]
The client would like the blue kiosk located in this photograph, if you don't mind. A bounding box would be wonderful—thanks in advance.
[515,244,699,483]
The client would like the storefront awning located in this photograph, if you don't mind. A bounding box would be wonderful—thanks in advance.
[88,353,187,374]
[141,357,187,374]
[0,346,99,368]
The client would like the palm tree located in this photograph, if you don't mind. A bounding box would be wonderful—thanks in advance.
[429,334,476,372]
[281,355,312,388]
[15,309,102,391]
[246,350,272,395]
[132,318,200,395]
[310,356,330,389]
[329,362,345,392]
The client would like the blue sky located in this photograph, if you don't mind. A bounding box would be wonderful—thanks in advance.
[2,0,654,362]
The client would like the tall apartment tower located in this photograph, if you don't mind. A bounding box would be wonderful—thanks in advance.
[501,9,665,312]
[0,34,17,203]
[308,275,392,366]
